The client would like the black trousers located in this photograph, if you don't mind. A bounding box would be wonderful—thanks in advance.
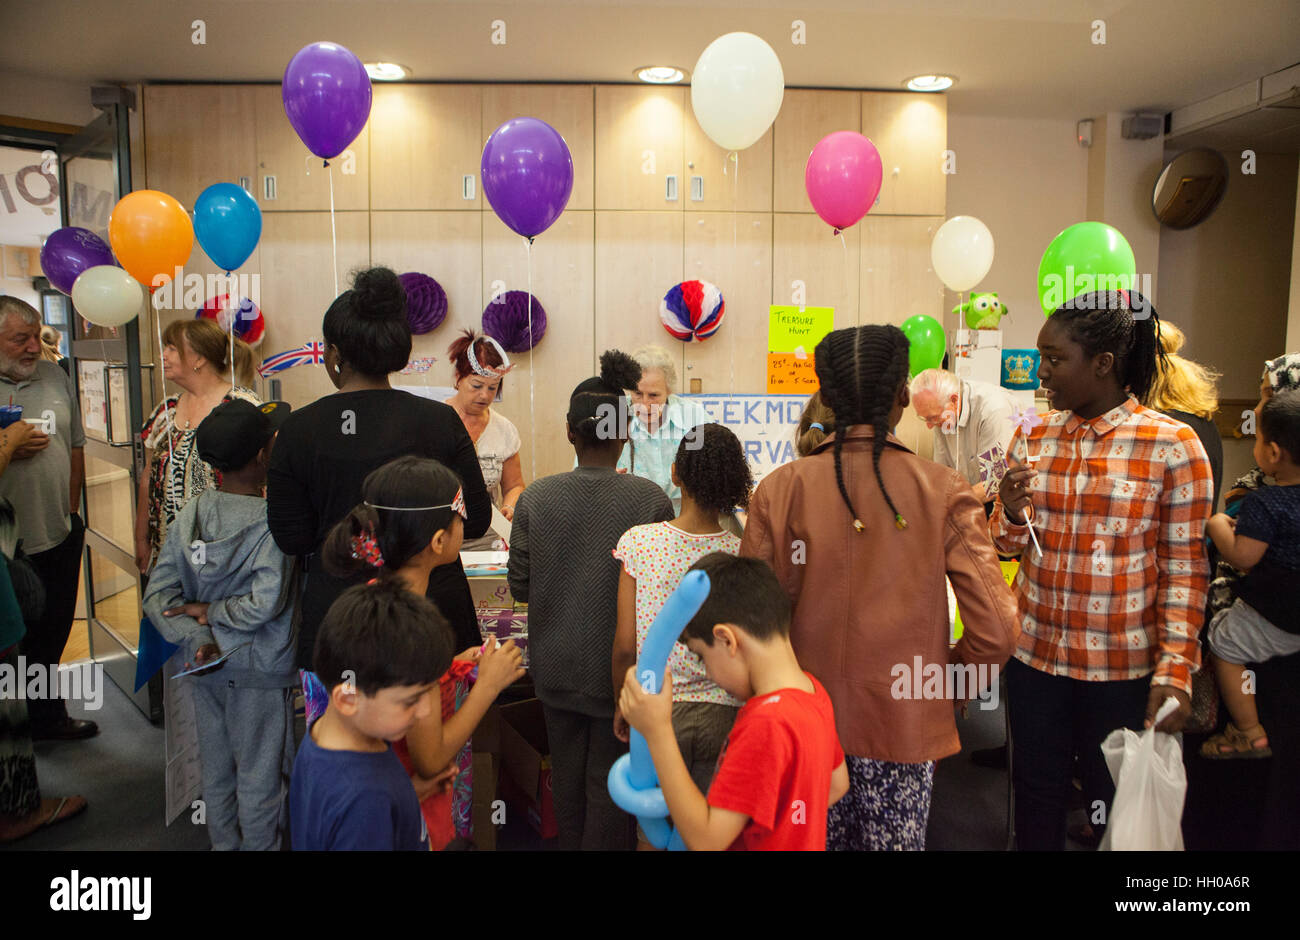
[1006,657,1149,850]
[19,513,85,728]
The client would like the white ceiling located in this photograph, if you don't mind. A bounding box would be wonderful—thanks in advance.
[3,0,1298,120]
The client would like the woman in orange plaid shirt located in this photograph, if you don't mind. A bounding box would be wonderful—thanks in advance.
[991,290,1214,851]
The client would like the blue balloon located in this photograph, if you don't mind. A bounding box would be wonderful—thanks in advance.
[607,569,711,850]
[193,183,262,273]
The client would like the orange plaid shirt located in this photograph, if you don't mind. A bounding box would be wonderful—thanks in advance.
[989,397,1212,694]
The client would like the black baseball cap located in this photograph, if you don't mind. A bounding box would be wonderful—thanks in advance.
[195,399,291,472]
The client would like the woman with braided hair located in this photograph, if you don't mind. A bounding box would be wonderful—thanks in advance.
[991,290,1213,850]
[740,324,1019,850]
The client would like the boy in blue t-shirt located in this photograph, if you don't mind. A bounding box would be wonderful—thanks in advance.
[1204,389,1300,759]
[290,580,453,850]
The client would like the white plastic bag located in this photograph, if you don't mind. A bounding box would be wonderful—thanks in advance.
[1099,697,1186,851]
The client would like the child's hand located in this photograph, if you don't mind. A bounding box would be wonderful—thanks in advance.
[613,706,630,743]
[477,637,525,694]
[187,643,225,676]
[164,601,210,625]
[412,763,459,802]
[454,645,483,663]
[617,665,672,737]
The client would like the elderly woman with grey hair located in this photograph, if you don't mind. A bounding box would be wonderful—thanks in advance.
[616,345,711,513]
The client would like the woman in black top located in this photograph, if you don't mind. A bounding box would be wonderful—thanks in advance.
[268,268,490,665]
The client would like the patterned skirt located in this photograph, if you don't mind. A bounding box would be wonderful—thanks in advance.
[0,647,40,817]
[826,755,936,851]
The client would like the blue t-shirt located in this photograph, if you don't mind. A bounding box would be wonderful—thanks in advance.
[1236,484,1300,571]
[290,724,429,851]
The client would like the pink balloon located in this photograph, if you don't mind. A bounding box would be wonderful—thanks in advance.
[804,131,883,234]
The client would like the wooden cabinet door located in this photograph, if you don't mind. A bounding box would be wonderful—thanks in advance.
[255,211,370,408]
[772,89,860,213]
[683,118,773,213]
[862,92,947,216]
[859,216,945,326]
[772,213,859,328]
[482,85,595,212]
[252,85,370,212]
[594,211,684,374]
[483,210,595,482]
[371,85,483,210]
[683,212,772,395]
[595,86,684,211]
[144,85,256,210]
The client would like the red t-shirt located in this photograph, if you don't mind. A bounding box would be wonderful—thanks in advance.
[706,673,844,851]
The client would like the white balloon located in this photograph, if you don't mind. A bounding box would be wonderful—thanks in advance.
[691,32,785,152]
[930,216,995,292]
[71,265,144,327]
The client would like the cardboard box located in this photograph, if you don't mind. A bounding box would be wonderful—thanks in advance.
[498,698,557,840]
[468,576,515,610]
[470,751,500,851]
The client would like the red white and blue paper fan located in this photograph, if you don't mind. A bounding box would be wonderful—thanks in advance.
[660,280,725,342]
[197,294,265,346]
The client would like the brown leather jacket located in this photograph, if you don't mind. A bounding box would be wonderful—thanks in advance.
[740,426,1020,762]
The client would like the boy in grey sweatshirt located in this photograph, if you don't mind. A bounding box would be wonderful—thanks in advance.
[143,400,294,851]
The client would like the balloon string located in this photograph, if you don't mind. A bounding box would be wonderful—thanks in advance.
[729,150,738,397]
[328,161,338,298]
[227,276,235,390]
[526,236,536,486]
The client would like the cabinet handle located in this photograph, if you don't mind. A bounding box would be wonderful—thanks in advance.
[463,175,476,200]
[665,175,678,201]
[238,176,252,194]
[690,176,704,201]
[263,175,277,201]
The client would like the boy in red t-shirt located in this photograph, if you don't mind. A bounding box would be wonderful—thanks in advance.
[619,553,848,850]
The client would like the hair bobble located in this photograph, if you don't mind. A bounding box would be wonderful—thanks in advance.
[809,422,824,432]
[350,529,385,568]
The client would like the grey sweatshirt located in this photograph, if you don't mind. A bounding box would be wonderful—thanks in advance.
[143,489,296,689]
[508,466,674,717]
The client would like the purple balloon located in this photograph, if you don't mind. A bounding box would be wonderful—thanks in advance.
[282,42,372,160]
[40,227,116,295]
[481,118,574,240]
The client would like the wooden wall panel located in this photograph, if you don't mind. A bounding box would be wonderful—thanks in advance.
[483,210,595,481]
[144,85,256,209]
[683,212,772,395]
[595,86,684,211]
[370,85,482,210]
[862,92,947,216]
[594,211,684,377]
[683,121,773,213]
[859,216,945,326]
[772,213,859,330]
[772,90,859,213]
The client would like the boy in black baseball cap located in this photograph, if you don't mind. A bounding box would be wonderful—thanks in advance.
[142,398,297,850]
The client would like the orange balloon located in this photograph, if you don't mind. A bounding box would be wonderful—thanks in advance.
[108,190,194,290]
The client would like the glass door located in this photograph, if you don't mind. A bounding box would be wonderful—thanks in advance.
[59,101,157,719]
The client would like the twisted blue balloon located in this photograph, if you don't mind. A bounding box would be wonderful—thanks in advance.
[607,569,711,851]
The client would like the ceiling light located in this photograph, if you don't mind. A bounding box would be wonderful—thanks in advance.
[636,66,686,84]
[365,62,410,81]
[905,74,955,92]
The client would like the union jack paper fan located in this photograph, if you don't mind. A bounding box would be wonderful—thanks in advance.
[660,280,725,342]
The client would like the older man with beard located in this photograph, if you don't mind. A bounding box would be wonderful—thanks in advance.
[0,297,93,740]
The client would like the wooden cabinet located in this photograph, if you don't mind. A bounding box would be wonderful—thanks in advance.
[594,211,684,374]
[143,85,256,209]
[683,213,772,394]
[858,216,945,326]
[252,85,370,212]
[482,85,595,212]
[862,93,947,216]
[483,210,595,481]
[683,120,773,213]
[255,211,370,408]
[772,89,860,213]
[772,213,859,330]
[595,86,685,211]
[370,85,483,210]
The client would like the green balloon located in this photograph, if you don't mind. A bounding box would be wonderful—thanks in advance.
[1037,221,1136,316]
[900,314,946,378]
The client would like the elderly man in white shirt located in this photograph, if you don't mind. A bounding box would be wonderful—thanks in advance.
[909,368,1018,512]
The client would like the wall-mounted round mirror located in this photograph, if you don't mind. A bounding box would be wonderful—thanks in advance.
[1152,149,1229,229]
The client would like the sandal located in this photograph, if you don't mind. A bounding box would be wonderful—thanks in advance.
[1199,723,1271,759]
[0,795,88,843]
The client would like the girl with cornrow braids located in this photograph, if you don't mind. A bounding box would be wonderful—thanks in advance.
[741,324,1019,851]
